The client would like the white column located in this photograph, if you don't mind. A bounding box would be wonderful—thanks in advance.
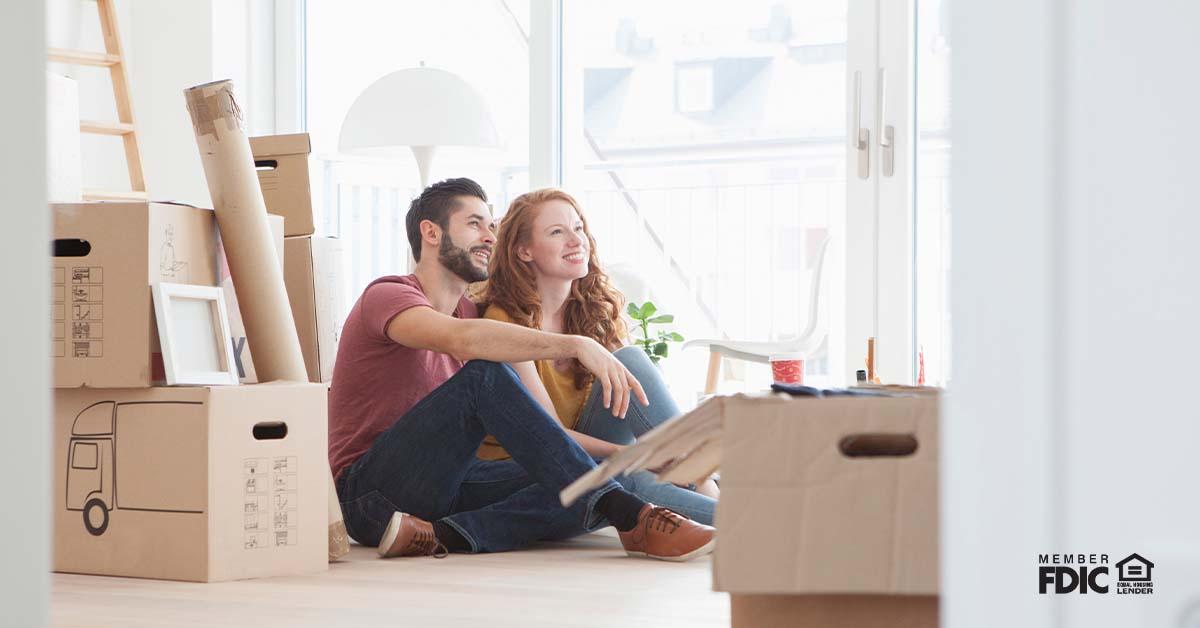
[272,0,305,133]
[1056,2,1200,626]
[0,1,50,625]
[528,0,561,188]
[245,0,277,135]
[948,0,1200,626]
[945,0,1060,626]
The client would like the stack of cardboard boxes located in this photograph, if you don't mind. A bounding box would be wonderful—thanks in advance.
[50,134,344,583]
[251,133,345,383]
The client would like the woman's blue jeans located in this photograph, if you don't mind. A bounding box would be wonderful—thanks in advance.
[574,346,717,525]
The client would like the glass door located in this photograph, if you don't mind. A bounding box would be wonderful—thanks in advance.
[561,0,856,398]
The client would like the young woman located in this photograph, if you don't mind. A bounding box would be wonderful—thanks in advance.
[478,188,717,526]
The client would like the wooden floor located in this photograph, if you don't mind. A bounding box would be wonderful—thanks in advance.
[50,531,729,627]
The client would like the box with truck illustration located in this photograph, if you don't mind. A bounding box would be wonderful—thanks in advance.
[51,201,217,388]
[53,382,328,582]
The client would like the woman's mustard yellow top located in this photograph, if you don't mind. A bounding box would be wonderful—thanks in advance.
[476,305,594,460]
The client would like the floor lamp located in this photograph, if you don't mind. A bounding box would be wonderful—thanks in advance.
[338,67,501,189]
[339,67,500,270]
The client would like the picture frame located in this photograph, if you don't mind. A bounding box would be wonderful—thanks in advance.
[151,282,239,386]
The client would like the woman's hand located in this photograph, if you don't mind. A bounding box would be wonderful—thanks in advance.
[573,337,648,419]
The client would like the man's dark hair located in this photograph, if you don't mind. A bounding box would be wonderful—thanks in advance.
[405,178,488,262]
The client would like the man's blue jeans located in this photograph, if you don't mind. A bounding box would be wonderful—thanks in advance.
[574,346,717,525]
[335,359,623,553]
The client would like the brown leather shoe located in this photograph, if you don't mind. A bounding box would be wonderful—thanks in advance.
[618,504,715,562]
[377,512,448,558]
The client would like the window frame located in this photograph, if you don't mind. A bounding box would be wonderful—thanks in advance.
[846,0,918,385]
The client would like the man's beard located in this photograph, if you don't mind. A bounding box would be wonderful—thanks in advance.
[439,235,489,283]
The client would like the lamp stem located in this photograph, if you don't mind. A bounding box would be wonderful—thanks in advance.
[411,145,437,190]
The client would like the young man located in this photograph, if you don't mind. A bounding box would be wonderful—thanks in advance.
[329,178,714,561]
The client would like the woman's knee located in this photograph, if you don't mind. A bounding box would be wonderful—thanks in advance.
[614,345,658,379]
[613,346,673,410]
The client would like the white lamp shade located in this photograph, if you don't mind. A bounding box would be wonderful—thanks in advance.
[338,67,501,156]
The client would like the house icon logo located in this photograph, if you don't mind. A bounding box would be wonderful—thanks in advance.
[1116,553,1153,582]
[1114,553,1155,595]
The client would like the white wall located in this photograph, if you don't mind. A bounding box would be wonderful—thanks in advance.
[133,0,275,206]
[48,0,273,206]
[130,0,216,205]
[1,1,49,625]
[947,1,1200,627]
[1058,2,1200,625]
[48,0,133,194]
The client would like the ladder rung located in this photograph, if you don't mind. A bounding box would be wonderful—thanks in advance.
[48,48,121,67]
[80,120,135,136]
[82,189,149,202]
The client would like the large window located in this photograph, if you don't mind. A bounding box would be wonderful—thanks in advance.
[562,0,848,395]
[297,0,950,399]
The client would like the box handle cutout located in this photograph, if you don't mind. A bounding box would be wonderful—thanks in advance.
[53,239,92,257]
[254,159,279,171]
[252,421,288,440]
[839,433,918,458]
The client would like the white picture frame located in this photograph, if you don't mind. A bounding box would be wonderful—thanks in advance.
[151,282,239,386]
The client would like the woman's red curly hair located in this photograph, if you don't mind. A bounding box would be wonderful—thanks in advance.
[480,188,626,390]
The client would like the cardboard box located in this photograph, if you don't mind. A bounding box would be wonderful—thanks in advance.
[730,594,937,628]
[714,394,939,628]
[283,236,346,383]
[221,214,286,383]
[53,382,329,582]
[249,133,316,237]
[52,202,217,388]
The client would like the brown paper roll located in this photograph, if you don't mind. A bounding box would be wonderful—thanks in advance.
[184,80,308,383]
[185,80,347,562]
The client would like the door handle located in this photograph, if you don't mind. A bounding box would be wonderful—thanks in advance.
[878,68,894,177]
[854,71,870,179]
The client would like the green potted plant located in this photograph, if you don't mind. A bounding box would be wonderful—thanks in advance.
[627,301,684,364]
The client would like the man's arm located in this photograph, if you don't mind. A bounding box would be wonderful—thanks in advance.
[386,306,576,362]
[385,306,647,417]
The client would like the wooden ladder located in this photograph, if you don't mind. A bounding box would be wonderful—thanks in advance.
[49,0,146,201]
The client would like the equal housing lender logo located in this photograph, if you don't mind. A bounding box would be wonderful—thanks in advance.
[1038,552,1154,595]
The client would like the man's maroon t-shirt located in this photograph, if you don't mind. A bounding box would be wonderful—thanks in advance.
[328,274,478,479]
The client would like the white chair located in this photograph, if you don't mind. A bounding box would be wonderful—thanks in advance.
[683,235,832,394]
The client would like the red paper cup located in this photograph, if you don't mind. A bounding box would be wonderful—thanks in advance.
[770,353,805,385]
